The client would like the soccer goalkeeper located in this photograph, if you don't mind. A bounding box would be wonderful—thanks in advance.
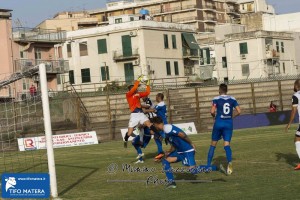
[123,75,159,148]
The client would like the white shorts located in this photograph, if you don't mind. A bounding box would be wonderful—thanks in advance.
[128,113,149,128]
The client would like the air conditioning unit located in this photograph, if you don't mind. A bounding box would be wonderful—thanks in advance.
[129,31,137,37]
[133,58,140,66]
[240,54,246,60]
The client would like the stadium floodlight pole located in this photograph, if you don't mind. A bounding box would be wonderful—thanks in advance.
[39,63,58,198]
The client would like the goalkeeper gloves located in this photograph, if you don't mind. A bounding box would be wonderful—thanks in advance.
[137,75,143,82]
[146,77,150,86]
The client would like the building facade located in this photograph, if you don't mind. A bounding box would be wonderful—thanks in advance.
[36,11,99,31]
[0,8,69,99]
[61,15,199,88]
[199,25,297,81]
[88,0,274,33]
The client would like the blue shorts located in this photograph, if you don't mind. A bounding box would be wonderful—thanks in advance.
[212,122,233,142]
[168,151,196,167]
[132,135,151,148]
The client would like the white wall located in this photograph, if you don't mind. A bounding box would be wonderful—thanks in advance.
[263,13,300,32]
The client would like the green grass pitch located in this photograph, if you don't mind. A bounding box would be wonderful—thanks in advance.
[1,124,300,200]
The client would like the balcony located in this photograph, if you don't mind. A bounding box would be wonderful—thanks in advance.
[113,48,139,62]
[203,17,217,23]
[14,59,69,74]
[226,8,240,15]
[266,50,280,59]
[183,49,199,59]
[150,4,196,15]
[202,4,217,12]
[13,27,66,43]
[172,16,197,23]
[204,28,215,32]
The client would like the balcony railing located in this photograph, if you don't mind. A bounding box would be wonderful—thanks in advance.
[113,48,139,62]
[172,16,197,23]
[203,17,217,22]
[13,27,66,43]
[204,28,215,32]
[202,4,217,10]
[14,59,69,74]
[183,49,199,58]
[150,4,196,15]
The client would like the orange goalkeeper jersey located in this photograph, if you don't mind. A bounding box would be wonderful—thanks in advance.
[126,81,150,112]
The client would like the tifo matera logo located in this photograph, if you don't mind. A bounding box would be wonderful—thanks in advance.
[5,177,17,192]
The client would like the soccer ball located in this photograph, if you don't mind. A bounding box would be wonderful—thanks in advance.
[140,75,149,84]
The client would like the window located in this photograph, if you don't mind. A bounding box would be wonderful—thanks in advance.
[242,64,250,76]
[34,48,41,59]
[283,62,286,73]
[166,61,171,75]
[222,57,227,68]
[115,18,122,24]
[130,17,134,21]
[20,51,24,58]
[69,70,75,84]
[164,34,169,49]
[79,42,88,56]
[67,43,72,57]
[281,42,284,53]
[172,35,177,49]
[174,61,179,75]
[97,39,107,54]
[101,66,110,81]
[276,41,279,52]
[239,42,248,54]
[81,68,91,83]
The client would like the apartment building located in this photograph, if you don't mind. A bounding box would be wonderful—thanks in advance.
[88,0,274,33]
[60,15,199,88]
[0,8,69,99]
[36,11,99,31]
[198,24,297,81]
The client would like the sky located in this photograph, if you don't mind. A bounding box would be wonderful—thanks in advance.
[0,0,299,27]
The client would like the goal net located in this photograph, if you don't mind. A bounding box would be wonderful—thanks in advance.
[0,64,58,197]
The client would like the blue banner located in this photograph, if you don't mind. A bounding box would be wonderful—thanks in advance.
[1,173,50,199]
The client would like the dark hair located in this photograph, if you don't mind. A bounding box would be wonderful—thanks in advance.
[294,79,300,92]
[152,116,163,124]
[128,85,134,91]
[219,84,228,94]
[157,93,164,100]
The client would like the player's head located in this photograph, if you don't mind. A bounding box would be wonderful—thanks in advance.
[128,85,138,93]
[152,116,164,131]
[294,79,300,92]
[156,93,164,102]
[219,84,228,95]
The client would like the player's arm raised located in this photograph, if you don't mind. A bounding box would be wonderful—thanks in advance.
[138,78,150,98]
[126,76,143,97]
[178,132,196,151]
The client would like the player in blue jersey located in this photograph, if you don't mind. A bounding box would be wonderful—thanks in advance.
[206,84,241,175]
[131,125,152,164]
[152,117,197,189]
[144,93,168,161]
